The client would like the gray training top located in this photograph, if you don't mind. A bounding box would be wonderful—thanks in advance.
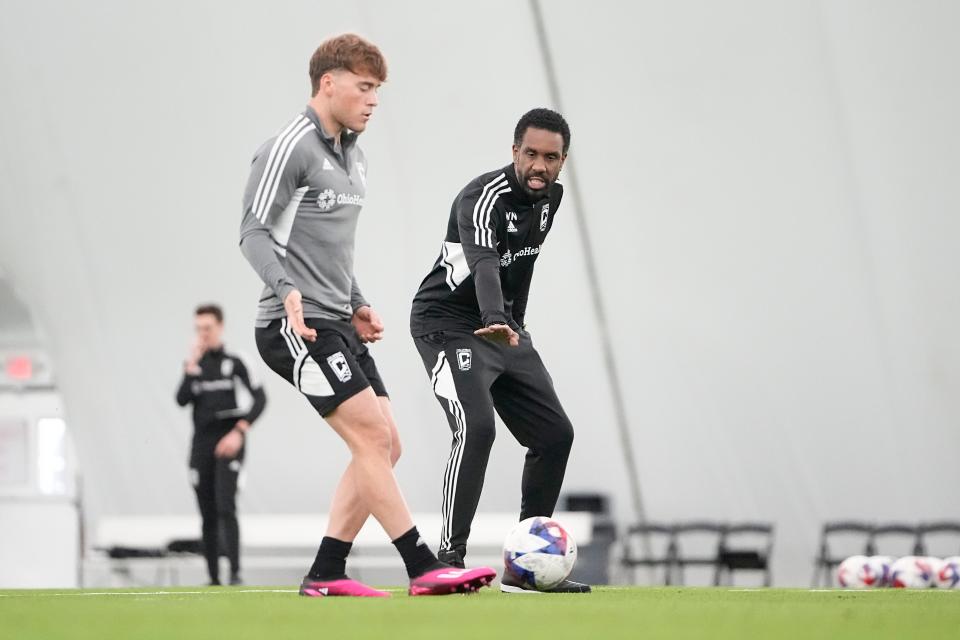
[239,106,369,327]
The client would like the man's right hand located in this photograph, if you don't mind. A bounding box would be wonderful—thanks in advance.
[284,289,317,342]
[185,339,204,375]
[474,323,520,347]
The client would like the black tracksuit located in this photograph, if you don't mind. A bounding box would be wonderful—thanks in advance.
[176,347,266,583]
[410,165,574,559]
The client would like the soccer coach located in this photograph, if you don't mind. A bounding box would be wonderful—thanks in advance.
[410,109,589,593]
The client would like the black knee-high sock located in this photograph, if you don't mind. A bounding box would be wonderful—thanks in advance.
[392,526,446,579]
[307,537,353,581]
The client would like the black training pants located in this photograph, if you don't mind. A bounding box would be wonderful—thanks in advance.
[190,427,243,583]
[413,330,574,560]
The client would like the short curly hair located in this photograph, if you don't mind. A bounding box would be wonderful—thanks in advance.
[513,108,571,154]
[309,34,387,95]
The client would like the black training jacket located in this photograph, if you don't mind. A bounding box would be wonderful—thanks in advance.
[176,347,266,431]
[410,164,562,336]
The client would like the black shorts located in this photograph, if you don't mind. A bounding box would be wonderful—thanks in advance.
[255,317,388,417]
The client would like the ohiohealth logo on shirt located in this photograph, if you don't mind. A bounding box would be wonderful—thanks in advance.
[500,245,541,267]
[317,189,365,211]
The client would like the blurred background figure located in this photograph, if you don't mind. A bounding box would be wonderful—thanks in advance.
[176,304,266,585]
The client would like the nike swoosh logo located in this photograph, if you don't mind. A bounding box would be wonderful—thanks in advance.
[436,570,470,579]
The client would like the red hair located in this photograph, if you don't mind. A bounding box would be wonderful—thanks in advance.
[309,34,387,95]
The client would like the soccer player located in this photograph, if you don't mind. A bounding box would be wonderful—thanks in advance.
[238,34,494,597]
[176,303,266,586]
[410,108,590,593]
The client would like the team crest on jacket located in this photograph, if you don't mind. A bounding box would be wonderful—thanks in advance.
[456,349,472,372]
[357,162,367,187]
[327,352,353,382]
[221,359,234,377]
[540,203,550,231]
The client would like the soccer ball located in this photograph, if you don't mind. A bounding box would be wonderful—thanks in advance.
[866,556,895,587]
[889,556,935,588]
[837,555,881,588]
[934,556,960,589]
[502,516,577,590]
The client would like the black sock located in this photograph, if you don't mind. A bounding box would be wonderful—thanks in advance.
[392,526,446,579]
[307,536,353,581]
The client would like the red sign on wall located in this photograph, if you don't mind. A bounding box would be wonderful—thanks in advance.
[5,356,33,381]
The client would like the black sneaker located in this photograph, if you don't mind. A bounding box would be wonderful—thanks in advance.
[229,573,243,586]
[438,549,465,569]
[500,573,592,594]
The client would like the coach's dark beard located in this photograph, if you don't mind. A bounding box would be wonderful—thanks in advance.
[514,166,552,200]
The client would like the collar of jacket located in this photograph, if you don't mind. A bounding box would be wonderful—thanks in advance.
[304,105,359,154]
[203,345,225,358]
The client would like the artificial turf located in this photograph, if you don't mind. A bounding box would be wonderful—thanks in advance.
[1,585,957,640]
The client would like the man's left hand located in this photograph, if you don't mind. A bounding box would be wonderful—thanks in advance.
[352,305,385,343]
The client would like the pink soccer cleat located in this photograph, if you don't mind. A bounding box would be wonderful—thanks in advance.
[299,576,390,598]
[408,566,497,596]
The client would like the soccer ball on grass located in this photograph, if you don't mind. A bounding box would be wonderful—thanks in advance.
[503,516,577,590]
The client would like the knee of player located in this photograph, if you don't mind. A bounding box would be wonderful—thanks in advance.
[389,433,402,465]
[553,419,574,450]
[469,420,497,449]
[354,419,393,457]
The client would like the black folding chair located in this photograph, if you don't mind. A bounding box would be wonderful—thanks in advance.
[917,521,960,558]
[620,523,676,585]
[717,522,774,587]
[811,521,875,587]
[869,523,923,558]
[672,521,726,586]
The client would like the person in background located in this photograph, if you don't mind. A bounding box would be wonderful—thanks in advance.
[176,303,266,586]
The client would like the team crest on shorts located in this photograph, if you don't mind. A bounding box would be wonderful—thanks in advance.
[327,352,353,382]
[456,349,472,372]
[540,203,550,231]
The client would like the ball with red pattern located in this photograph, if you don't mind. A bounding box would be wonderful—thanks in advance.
[502,516,577,590]
[890,556,934,588]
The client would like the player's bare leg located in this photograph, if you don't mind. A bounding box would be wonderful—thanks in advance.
[300,399,401,596]
[325,397,402,541]
[323,389,414,538]
[302,390,494,596]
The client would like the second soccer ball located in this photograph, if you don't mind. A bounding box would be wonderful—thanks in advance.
[503,516,577,591]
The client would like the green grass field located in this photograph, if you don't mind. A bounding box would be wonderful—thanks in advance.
[2,586,957,640]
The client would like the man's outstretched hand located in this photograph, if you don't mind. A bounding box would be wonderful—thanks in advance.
[474,323,519,347]
[352,305,385,343]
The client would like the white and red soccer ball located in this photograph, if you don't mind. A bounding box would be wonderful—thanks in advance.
[866,555,895,586]
[889,556,935,588]
[837,555,884,588]
[503,516,577,590]
[934,556,960,589]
